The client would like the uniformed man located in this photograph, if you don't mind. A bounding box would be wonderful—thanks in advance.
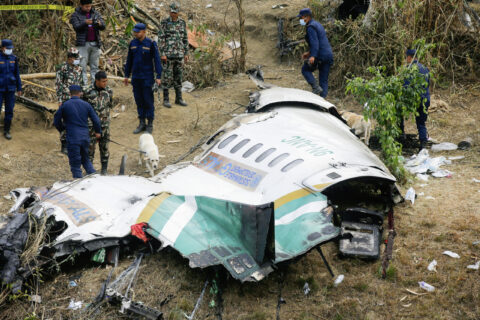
[56,48,85,154]
[0,39,22,140]
[158,2,189,108]
[401,49,431,151]
[297,8,333,98]
[54,85,101,179]
[124,23,162,134]
[84,71,113,175]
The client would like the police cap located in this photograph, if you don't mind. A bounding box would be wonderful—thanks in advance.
[69,85,82,92]
[406,49,416,56]
[297,8,312,18]
[80,0,93,5]
[1,39,13,49]
[133,23,146,33]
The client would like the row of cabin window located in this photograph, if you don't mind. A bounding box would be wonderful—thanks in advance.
[218,134,303,172]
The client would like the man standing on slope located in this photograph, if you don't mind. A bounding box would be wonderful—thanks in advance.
[298,8,333,98]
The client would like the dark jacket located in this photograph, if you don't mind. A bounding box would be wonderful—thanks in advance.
[404,60,430,104]
[54,96,101,144]
[124,37,162,85]
[305,19,333,62]
[0,52,22,92]
[70,7,105,47]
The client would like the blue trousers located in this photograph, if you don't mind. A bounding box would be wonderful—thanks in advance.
[68,140,96,178]
[132,78,155,120]
[301,59,333,98]
[0,91,16,129]
[399,101,429,142]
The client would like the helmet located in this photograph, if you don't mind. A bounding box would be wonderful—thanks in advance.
[67,47,80,58]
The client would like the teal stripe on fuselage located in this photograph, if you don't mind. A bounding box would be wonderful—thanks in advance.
[275,192,327,219]
[146,195,186,238]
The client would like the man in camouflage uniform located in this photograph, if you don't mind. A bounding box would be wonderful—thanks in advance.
[84,71,113,175]
[158,2,189,108]
[56,48,85,154]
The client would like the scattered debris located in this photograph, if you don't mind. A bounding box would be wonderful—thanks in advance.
[69,280,78,288]
[3,195,12,200]
[405,149,453,178]
[2,154,10,160]
[405,187,416,205]
[425,196,435,200]
[68,299,83,310]
[121,105,126,112]
[473,240,480,246]
[166,140,181,143]
[205,4,212,8]
[472,178,480,183]
[431,142,457,152]
[112,113,120,118]
[334,274,345,287]
[418,281,435,292]
[443,250,460,258]
[182,81,195,93]
[448,156,465,160]
[184,280,208,320]
[417,174,429,181]
[272,4,288,9]
[303,282,310,295]
[458,138,473,150]
[30,295,42,303]
[467,261,480,270]
[226,40,241,50]
[427,260,437,272]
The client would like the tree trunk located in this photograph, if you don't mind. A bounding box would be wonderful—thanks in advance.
[234,0,247,72]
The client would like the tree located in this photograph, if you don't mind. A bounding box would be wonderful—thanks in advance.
[233,0,247,72]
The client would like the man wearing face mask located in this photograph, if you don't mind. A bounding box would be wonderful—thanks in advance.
[56,47,85,154]
[124,23,162,134]
[70,0,105,85]
[0,39,22,140]
[298,8,333,98]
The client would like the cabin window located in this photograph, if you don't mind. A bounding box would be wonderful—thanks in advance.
[218,134,238,149]
[230,139,250,154]
[242,143,263,158]
[281,159,304,172]
[268,153,290,167]
[255,148,276,163]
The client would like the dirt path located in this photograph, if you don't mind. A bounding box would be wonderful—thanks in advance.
[1,0,480,319]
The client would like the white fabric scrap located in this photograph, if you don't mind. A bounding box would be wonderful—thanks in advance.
[443,250,460,258]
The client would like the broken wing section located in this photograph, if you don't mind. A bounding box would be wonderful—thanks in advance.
[139,193,274,281]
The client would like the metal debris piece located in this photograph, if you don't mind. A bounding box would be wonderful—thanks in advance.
[184,280,208,320]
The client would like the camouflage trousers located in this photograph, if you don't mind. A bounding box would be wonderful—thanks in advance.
[161,58,184,89]
[89,125,110,163]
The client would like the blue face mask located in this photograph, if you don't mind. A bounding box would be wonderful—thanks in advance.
[299,19,306,26]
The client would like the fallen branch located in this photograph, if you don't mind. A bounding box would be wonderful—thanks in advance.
[21,73,130,82]
[22,79,56,93]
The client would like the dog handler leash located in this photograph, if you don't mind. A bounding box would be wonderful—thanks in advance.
[107,138,146,154]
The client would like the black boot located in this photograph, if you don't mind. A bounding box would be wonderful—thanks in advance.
[61,140,68,154]
[175,88,188,106]
[163,89,172,108]
[101,161,108,175]
[310,83,323,96]
[146,119,153,134]
[133,118,146,134]
[3,121,11,140]
[419,140,427,151]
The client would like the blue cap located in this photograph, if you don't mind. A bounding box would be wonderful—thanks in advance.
[406,49,416,56]
[133,23,146,32]
[1,39,13,49]
[69,85,82,92]
[297,8,312,18]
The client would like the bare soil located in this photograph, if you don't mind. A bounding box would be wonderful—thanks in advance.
[1,0,480,319]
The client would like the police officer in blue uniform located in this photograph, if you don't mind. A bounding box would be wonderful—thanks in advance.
[298,8,333,98]
[124,23,162,134]
[0,39,22,140]
[402,49,430,150]
[54,85,102,179]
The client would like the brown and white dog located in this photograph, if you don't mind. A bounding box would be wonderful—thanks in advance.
[138,133,160,177]
[339,110,372,146]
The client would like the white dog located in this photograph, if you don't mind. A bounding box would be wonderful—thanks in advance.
[339,110,372,146]
[139,133,160,177]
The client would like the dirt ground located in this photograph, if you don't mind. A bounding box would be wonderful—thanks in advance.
[1,0,480,319]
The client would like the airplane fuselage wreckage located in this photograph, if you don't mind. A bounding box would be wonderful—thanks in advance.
[1,88,401,294]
